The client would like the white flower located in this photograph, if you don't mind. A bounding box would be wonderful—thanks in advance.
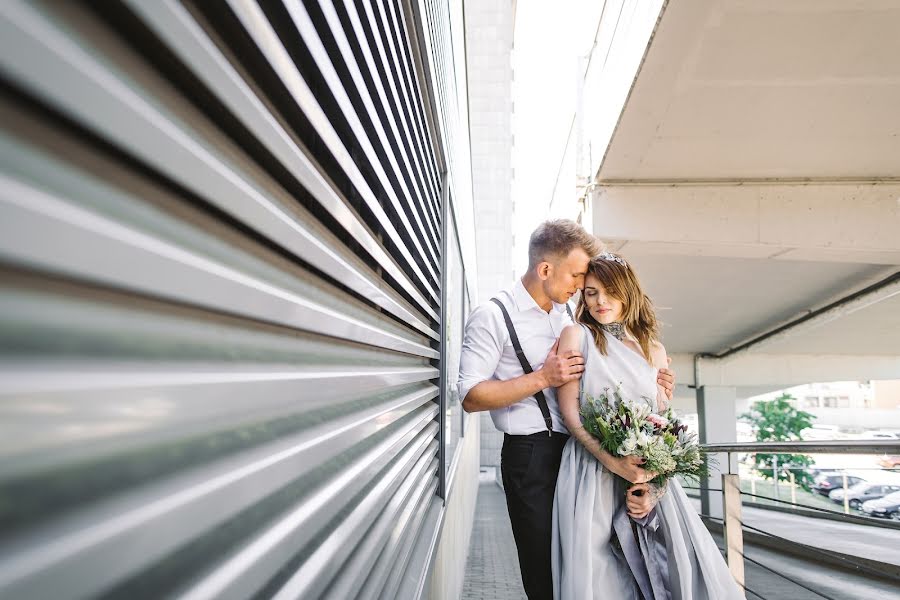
[619,433,638,455]
[636,431,652,448]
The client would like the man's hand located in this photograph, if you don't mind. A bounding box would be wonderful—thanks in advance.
[657,357,676,401]
[539,341,584,387]
[626,483,663,519]
[608,455,655,484]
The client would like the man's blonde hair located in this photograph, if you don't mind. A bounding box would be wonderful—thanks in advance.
[528,219,603,269]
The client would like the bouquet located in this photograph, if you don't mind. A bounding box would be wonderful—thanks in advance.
[580,385,708,599]
[580,385,707,487]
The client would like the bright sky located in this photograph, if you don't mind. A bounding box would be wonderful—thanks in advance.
[511,1,600,274]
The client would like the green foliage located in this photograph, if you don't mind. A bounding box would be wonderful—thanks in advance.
[741,393,816,490]
[580,388,708,488]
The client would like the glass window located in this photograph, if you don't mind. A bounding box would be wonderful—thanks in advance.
[460,282,471,437]
[443,210,464,474]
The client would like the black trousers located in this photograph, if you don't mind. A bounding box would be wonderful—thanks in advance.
[501,431,570,600]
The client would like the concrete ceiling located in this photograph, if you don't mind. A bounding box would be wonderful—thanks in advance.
[755,290,900,355]
[589,0,900,389]
[621,253,892,355]
[599,0,900,181]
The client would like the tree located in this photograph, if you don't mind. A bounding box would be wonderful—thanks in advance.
[741,393,816,490]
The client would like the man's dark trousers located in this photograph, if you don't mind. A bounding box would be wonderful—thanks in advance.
[501,431,570,600]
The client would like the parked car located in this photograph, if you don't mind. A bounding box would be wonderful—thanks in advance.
[878,455,900,470]
[812,472,865,496]
[861,491,900,520]
[829,482,900,509]
[866,431,900,440]
[801,424,842,440]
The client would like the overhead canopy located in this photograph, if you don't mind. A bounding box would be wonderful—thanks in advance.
[590,0,900,393]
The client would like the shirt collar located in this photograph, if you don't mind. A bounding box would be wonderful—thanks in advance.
[512,279,568,315]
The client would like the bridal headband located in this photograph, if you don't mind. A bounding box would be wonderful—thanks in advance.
[596,252,628,269]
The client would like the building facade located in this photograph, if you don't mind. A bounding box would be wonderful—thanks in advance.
[464,0,516,472]
[0,1,478,598]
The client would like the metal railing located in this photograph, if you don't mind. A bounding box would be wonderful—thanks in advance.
[698,440,900,599]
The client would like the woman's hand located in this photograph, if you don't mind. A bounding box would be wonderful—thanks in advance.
[626,484,653,519]
[607,454,656,484]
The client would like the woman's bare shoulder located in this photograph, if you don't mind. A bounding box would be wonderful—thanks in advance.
[558,324,584,351]
[561,323,583,336]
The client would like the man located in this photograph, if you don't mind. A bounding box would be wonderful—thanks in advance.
[459,220,675,599]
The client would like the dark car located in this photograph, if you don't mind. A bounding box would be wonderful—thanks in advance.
[829,482,900,509]
[861,491,900,520]
[812,472,865,497]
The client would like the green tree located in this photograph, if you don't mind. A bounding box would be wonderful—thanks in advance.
[741,393,816,490]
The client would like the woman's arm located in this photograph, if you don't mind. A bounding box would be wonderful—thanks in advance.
[557,325,654,484]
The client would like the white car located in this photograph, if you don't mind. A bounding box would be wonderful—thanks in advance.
[861,491,900,520]
[801,424,842,440]
[829,482,900,509]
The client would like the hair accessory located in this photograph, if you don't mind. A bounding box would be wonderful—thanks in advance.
[597,252,628,268]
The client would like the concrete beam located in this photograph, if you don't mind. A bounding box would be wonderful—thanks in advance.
[696,353,900,388]
[670,352,900,388]
[715,273,900,357]
[592,183,900,264]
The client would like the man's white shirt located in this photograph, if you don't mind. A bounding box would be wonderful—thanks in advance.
[457,280,574,435]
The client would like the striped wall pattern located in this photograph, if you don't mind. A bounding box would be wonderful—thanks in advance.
[0,0,470,598]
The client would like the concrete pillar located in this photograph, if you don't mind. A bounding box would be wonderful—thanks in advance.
[696,385,738,519]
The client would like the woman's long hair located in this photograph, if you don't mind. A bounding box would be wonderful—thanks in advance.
[575,254,660,363]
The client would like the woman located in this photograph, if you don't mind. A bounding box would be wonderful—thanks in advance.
[551,252,743,599]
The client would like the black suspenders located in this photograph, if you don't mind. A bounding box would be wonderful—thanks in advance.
[490,298,575,435]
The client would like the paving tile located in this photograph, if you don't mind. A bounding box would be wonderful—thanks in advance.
[462,478,527,600]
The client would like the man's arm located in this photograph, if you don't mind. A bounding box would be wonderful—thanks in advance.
[651,342,672,409]
[657,363,675,401]
[458,305,584,413]
[462,370,550,413]
[462,342,584,412]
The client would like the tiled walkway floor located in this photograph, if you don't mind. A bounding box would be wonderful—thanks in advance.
[461,474,525,600]
[462,472,900,600]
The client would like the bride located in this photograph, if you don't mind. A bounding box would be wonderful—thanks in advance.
[551,252,743,599]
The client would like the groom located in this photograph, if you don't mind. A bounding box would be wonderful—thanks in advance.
[459,219,675,599]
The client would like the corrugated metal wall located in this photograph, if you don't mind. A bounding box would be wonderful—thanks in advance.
[0,0,469,598]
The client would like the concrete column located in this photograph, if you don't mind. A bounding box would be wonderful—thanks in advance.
[696,385,738,519]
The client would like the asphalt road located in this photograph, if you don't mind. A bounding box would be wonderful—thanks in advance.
[740,503,900,566]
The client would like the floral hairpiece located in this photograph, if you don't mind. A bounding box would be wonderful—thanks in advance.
[597,252,628,268]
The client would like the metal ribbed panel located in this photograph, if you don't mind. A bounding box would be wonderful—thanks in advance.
[417,0,458,170]
[0,0,461,597]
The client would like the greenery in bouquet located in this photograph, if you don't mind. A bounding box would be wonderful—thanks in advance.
[580,385,709,487]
